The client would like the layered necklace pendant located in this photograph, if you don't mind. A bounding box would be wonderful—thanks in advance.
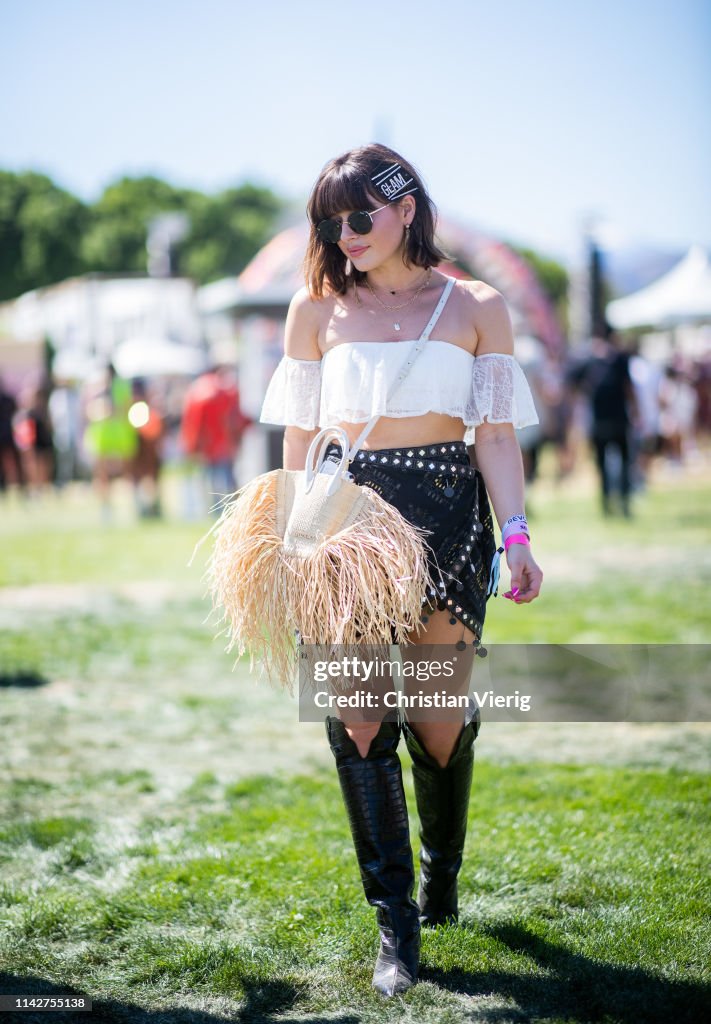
[363,267,433,334]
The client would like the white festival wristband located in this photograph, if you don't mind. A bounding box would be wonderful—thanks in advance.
[502,514,529,532]
[502,518,530,543]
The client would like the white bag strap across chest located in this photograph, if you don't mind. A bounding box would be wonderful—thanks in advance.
[304,276,457,493]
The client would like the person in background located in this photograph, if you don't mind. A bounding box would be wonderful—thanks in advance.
[0,378,24,494]
[128,379,164,518]
[83,364,138,521]
[695,352,711,436]
[569,331,639,518]
[628,339,663,491]
[13,384,54,495]
[180,364,251,512]
[541,354,576,482]
[49,377,84,487]
[658,361,699,467]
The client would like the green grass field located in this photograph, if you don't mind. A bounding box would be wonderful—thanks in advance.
[1,455,710,1023]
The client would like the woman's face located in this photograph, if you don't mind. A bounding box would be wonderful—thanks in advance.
[331,195,412,271]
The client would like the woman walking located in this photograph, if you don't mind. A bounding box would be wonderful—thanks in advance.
[259,144,543,996]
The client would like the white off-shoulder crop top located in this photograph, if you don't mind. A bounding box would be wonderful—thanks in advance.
[259,279,539,445]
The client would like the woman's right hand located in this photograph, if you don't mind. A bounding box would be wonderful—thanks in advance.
[504,543,543,604]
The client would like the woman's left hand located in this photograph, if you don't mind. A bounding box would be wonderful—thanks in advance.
[504,544,543,603]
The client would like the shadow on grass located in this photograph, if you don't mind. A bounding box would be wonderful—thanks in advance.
[0,971,362,1024]
[425,921,710,1024]
[0,671,48,689]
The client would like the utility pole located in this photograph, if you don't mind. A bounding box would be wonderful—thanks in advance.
[146,213,190,278]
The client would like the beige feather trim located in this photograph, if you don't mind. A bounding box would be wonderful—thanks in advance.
[199,469,436,693]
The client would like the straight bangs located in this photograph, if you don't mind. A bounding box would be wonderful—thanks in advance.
[308,167,381,226]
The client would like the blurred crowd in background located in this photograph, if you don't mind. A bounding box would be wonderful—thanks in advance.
[1,331,709,522]
[0,362,251,521]
[518,331,710,517]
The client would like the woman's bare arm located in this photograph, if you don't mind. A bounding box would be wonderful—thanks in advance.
[283,426,320,471]
[470,286,543,602]
[475,426,527,530]
[282,288,322,470]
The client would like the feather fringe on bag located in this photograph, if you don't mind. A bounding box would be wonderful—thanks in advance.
[201,462,436,693]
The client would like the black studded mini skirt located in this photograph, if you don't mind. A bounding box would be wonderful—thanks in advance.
[323,440,499,644]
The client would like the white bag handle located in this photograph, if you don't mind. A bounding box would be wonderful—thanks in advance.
[304,426,352,496]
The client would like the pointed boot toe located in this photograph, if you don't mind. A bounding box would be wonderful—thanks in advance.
[372,905,420,996]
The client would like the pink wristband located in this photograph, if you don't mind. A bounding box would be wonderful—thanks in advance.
[504,532,530,552]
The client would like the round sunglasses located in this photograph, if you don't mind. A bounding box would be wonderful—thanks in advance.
[315,204,389,243]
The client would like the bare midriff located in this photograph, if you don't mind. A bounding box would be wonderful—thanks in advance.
[337,411,467,451]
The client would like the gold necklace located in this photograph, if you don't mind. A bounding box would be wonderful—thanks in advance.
[364,268,432,331]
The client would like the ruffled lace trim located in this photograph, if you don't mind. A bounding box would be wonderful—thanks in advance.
[463,353,540,443]
[259,349,539,441]
[259,356,322,430]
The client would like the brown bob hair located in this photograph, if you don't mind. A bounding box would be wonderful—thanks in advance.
[304,143,449,299]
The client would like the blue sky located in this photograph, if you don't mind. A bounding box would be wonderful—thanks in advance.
[2,0,709,263]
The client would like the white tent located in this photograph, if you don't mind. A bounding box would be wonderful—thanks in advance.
[607,245,711,329]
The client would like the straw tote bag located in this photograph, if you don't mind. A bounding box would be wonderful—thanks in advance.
[203,279,455,690]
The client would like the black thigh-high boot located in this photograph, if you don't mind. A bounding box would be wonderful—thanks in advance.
[325,713,420,997]
[402,700,480,927]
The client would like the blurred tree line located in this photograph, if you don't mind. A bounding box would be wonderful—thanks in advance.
[0,170,568,313]
[0,170,283,302]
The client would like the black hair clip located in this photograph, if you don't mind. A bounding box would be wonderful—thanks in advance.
[371,162,419,201]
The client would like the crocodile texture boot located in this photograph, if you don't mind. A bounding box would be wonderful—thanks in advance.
[402,700,480,927]
[326,713,420,997]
